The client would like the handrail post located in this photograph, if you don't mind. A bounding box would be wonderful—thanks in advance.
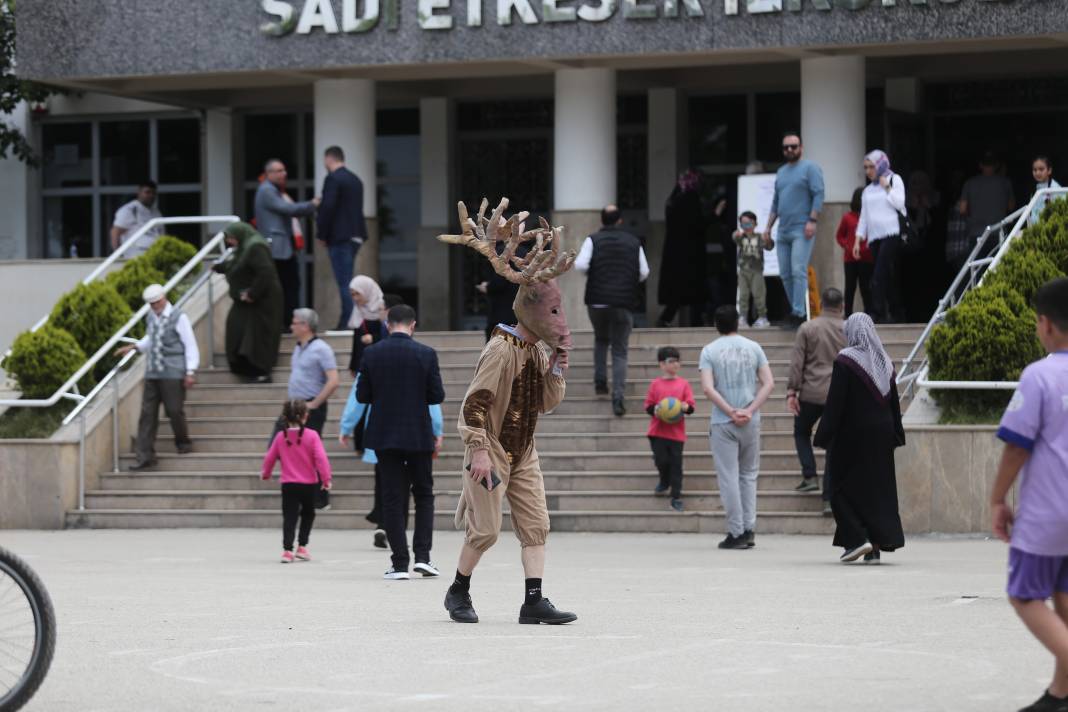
[207,275,216,370]
[78,415,87,511]
[112,377,120,473]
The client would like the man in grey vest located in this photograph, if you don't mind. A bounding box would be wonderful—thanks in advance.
[115,284,200,470]
[575,204,649,417]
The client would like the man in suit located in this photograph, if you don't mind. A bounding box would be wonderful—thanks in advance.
[317,146,368,330]
[357,304,446,580]
[255,159,319,331]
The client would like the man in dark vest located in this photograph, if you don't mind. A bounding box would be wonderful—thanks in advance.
[575,204,649,417]
[114,283,200,470]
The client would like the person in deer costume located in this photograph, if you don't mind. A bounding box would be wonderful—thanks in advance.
[438,198,578,625]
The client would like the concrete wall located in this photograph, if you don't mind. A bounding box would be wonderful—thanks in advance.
[898,425,1003,535]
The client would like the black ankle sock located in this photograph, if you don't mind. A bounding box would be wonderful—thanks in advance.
[452,571,471,593]
[525,578,543,605]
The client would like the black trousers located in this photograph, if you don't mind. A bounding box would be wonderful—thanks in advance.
[274,257,300,331]
[365,463,410,530]
[658,302,704,327]
[376,449,435,570]
[843,261,874,317]
[135,378,189,465]
[794,401,831,502]
[870,236,905,323]
[281,482,318,550]
[270,402,328,444]
[649,436,684,499]
[588,306,633,402]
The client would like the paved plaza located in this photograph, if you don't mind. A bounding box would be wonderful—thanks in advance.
[0,529,1050,711]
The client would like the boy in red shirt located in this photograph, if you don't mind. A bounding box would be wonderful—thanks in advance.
[645,346,697,512]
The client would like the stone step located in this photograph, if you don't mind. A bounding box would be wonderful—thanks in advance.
[146,430,807,454]
[161,413,801,436]
[117,450,822,472]
[182,393,804,418]
[83,489,826,512]
[97,470,816,492]
[64,508,837,535]
[264,341,919,367]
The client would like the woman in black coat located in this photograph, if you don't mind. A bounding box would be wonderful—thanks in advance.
[658,170,709,327]
[814,312,906,563]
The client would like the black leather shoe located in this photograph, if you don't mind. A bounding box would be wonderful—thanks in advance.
[612,399,626,417]
[594,382,608,395]
[176,443,193,455]
[519,598,577,625]
[445,587,478,623]
[127,459,157,472]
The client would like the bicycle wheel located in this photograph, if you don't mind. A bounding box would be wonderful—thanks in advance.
[0,546,56,712]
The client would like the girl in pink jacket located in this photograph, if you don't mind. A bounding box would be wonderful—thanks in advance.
[262,400,332,563]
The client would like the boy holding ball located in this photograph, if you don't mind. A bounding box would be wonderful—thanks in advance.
[645,346,696,512]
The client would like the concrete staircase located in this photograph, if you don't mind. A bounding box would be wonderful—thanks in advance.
[66,324,924,534]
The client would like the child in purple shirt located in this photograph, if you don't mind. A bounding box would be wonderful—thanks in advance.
[991,277,1068,712]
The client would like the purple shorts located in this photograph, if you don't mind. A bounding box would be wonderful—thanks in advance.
[1007,548,1068,600]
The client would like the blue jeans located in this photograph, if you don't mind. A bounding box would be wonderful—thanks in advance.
[776,231,814,318]
[327,240,360,329]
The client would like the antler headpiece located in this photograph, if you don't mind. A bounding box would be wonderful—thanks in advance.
[437,198,576,283]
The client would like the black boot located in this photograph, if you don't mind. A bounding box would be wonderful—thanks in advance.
[444,586,478,623]
[518,598,577,625]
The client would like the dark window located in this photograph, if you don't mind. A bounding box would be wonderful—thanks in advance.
[44,196,92,258]
[618,133,647,212]
[457,100,553,132]
[42,123,92,189]
[99,121,150,186]
[157,193,204,245]
[755,92,800,165]
[689,95,748,167]
[158,118,201,184]
[377,108,421,136]
[244,114,297,181]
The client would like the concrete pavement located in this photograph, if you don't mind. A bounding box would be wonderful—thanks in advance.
[0,529,1049,712]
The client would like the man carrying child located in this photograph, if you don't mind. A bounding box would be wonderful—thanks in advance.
[644,346,696,513]
[990,277,1068,712]
[733,211,773,328]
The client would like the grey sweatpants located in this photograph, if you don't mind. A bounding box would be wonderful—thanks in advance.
[710,415,761,537]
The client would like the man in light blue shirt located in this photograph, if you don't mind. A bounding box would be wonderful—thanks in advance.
[699,306,775,550]
[764,132,825,326]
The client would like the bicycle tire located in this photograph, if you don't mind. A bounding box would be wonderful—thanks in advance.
[0,546,57,712]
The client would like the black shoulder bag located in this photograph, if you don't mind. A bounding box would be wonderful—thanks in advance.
[893,176,923,255]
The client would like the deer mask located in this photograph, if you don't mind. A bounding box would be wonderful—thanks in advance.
[438,198,575,351]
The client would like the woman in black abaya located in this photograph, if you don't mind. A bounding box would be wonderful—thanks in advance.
[814,312,906,563]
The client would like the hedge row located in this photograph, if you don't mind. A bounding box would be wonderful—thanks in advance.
[926,198,1068,421]
[1,236,197,401]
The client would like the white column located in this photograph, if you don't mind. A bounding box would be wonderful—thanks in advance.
[418,97,452,330]
[204,110,234,218]
[553,68,616,211]
[553,68,616,332]
[801,56,865,204]
[802,55,865,304]
[313,78,377,328]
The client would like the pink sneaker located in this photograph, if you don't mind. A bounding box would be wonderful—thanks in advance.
[295,546,311,561]
[280,550,294,563]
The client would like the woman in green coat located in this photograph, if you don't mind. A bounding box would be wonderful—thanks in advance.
[213,222,284,382]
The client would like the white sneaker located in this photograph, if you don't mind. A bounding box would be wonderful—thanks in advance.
[753,317,771,328]
[739,318,750,329]
[384,568,410,580]
[840,542,873,563]
[413,562,440,577]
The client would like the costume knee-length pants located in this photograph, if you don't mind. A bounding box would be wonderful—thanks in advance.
[455,445,550,552]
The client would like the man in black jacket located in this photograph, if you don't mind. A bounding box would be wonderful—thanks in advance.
[575,205,649,416]
[357,304,446,580]
[317,146,368,330]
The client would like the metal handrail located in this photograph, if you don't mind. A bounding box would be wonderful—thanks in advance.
[898,187,1068,395]
[3,215,239,362]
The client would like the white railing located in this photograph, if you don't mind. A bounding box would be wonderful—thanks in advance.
[0,216,239,510]
[897,187,1067,396]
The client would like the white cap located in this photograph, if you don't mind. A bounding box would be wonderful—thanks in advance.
[142,284,166,304]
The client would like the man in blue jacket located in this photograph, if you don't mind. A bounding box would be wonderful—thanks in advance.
[317,146,368,330]
[357,304,446,580]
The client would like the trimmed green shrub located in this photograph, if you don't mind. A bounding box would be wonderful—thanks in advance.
[49,281,132,378]
[984,248,1063,305]
[143,235,197,279]
[106,256,165,312]
[2,325,94,399]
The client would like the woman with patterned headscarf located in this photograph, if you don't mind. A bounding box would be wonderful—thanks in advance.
[213,222,284,382]
[814,313,905,564]
[855,149,907,323]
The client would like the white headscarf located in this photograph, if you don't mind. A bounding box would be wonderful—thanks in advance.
[839,313,894,397]
[347,275,385,328]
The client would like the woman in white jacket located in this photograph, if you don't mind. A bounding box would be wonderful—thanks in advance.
[854,150,907,323]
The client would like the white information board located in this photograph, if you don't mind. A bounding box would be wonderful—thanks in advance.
[736,173,780,278]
